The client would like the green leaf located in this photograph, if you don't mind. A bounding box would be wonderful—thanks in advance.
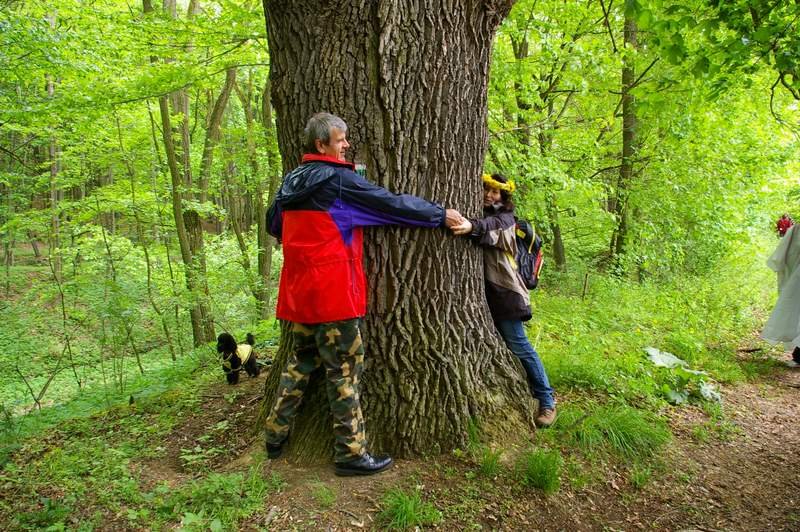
[625,0,642,18]
[752,26,773,44]
[665,44,686,64]
[692,56,710,77]
[637,9,653,29]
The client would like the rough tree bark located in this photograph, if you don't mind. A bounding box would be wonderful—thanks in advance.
[257,0,538,462]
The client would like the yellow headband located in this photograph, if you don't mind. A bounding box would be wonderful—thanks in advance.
[482,174,515,193]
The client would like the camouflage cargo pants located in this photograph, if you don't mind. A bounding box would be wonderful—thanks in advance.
[264,319,367,463]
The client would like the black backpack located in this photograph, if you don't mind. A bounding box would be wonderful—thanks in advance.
[515,219,544,290]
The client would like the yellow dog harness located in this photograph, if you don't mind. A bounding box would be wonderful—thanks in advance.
[223,344,254,373]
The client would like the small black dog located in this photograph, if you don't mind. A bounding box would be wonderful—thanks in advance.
[217,332,260,384]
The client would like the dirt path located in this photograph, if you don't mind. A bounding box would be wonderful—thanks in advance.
[128,353,800,530]
[627,360,800,531]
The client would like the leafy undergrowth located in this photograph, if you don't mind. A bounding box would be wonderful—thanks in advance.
[0,356,278,530]
[535,250,778,409]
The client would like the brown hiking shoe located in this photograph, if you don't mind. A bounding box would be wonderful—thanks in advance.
[535,407,557,428]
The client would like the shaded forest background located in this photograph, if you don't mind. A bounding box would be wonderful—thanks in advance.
[1,0,799,436]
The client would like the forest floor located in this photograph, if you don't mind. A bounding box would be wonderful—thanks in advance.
[3,348,799,530]
[132,350,800,531]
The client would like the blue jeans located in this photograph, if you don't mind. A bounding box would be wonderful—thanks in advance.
[495,319,555,410]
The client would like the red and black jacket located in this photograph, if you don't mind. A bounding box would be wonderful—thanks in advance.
[268,154,445,324]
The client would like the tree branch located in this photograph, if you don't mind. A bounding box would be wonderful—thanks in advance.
[0,146,37,171]
[599,0,617,53]
[585,164,623,180]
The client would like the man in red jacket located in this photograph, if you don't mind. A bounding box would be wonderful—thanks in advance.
[264,112,463,476]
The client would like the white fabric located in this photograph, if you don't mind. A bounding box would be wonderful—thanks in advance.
[761,225,800,348]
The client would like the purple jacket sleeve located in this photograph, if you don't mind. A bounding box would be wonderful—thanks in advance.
[266,200,283,239]
[338,170,445,228]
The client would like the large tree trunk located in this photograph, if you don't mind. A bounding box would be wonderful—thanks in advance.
[258,0,535,462]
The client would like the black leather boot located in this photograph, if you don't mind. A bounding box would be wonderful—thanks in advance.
[334,453,394,477]
[265,432,288,459]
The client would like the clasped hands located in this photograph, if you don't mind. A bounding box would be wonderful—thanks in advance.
[445,209,473,236]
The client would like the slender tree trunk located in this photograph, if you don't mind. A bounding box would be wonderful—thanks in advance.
[145,0,215,345]
[46,12,62,282]
[48,140,61,278]
[258,0,534,461]
[544,190,566,269]
[2,182,12,297]
[2,135,15,285]
[99,168,116,233]
[611,15,637,260]
[235,74,280,319]
[180,0,215,342]
[260,78,283,318]
[199,67,237,205]
[511,34,532,147]
[96,196,145,375]
[28,230,41,259]
[115,114,178,361]
[536,114,568,271]
[157,94,208,347]
[3,241,11,297]
[147,98,186,357]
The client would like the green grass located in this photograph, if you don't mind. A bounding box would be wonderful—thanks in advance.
[0,344,219,465]
[378,487,443,530]
[478,447,503,478]
[697,401,743,442]
[630,464,652,489]
[311,482,337,508]
[5,406,282,530]
[557,404,671,459]
[0,244,780,527]
[516,448,562,494]
[535,252,774,407]
[564,457,593,490]
[466,418,482,454]
[437,481,485,527]
[154,469,285,529]
[0,350,280,530]
[691,425,711,443]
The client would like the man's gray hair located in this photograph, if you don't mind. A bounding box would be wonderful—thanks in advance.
[303,112,348,153]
